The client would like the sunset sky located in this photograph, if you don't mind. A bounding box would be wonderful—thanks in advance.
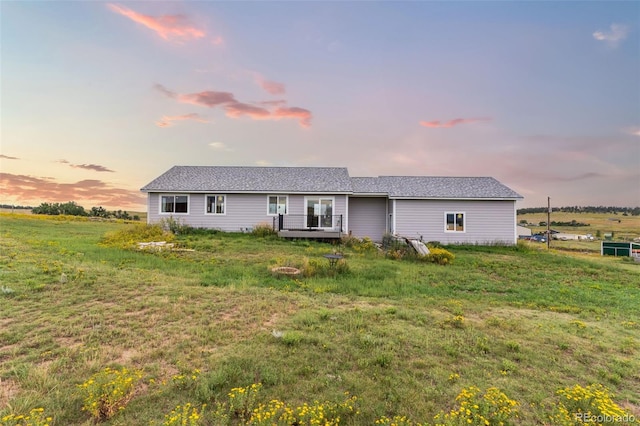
[1,1,638,210]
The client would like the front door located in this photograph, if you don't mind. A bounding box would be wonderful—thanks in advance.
[306,198,333,229]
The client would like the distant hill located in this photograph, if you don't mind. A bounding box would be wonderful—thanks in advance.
[518,206,639,216]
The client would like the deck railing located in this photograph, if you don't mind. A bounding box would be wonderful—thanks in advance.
[273,214,343,232]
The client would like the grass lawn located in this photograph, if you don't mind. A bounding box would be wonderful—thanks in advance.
[1,213,639,425]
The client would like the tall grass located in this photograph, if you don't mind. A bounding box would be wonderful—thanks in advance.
[0,214,638,424]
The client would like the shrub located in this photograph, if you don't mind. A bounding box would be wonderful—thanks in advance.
[434,386,519,425]
[550,384,635,425]
[160,216,192,235]
[224,383,359,425]
[424,247,455,265]
[301,257,323,277]
[77,367,142,421]
[375,415,420,425]
[341,235,377,253]
[32,201,88,216]
[335,258,350,274]
[300,257,349,277]
[163,403,206,426]
[252,222,277,237]
[386,249,406,260]
[1,408,53,426]
[101,224,174,249]
[228,383,262,422]
[426,248,451,264]
[441,315,466,329]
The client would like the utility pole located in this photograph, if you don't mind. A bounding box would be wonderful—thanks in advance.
[547,196,551,249]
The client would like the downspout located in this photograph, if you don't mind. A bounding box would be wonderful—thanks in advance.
[513,200,517,245]
[344,194,349,235]
[392,199,397,235]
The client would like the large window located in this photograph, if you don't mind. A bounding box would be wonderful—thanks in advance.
[305,197,334,228]
[268,195,288,215]
[445,212,465,232]
[161,195,188,214]
[206,195,226,215]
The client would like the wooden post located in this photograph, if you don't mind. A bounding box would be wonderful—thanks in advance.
[547,197,551,249]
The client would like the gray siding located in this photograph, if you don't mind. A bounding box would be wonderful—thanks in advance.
[393,199,516,244]
[147,192,347,232]
[348,197,387,241]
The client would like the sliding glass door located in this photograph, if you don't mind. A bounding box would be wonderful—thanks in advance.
[306,198,334,229]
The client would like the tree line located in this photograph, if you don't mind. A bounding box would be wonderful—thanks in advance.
[517,206,640,216]
[30,201,140,221]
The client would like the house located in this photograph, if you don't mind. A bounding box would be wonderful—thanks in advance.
[141,166,523,244]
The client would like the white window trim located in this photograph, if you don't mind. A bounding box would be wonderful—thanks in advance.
[444,211,466,233]
[205,194,227,215]
[159,194,189,215]
[267,195,289,216]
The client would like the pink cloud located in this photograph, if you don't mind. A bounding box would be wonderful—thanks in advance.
[259,100,288,107]
[211,36,224,46]
[156,84,312,127]
[224,102,271,120]
[0,173,144,209]
[273,106,312,128]
[624,126,640,137]
[254,74,286,95]
[179,91,236,108]
[107,3,205,42]
[156,84,237,107]
[420,117,491,128]
[156,113,209,127]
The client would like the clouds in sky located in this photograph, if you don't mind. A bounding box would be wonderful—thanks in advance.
[58,160,115,173]
[209,142,232,152]
[107,3,206,42]
[419,117,491,128]
[0,173,143,208]
[3,2,637,210]
[155,84,313,128]
[156,113,209,128]
[625,126,640,137]
[592,23,629,47]
[254,74,286,95]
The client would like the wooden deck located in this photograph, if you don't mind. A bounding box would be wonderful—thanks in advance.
[277,230,342,239]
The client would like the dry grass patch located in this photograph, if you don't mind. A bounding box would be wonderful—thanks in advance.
[0,378,20,408]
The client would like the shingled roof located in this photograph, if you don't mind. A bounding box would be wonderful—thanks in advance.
[142,166,522,199]
[374,176,522,199]
[140,166,353,193]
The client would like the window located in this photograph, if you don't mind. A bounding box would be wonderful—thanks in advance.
[206,195,226,214]
[305,197,334,228]
[445,212,465,232]
[268,195,288,215]
[161,195,188,214]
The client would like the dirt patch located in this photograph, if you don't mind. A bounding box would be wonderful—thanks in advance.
[0,377,20,407]
[481,307,576,322]
[621,401,640,418]
[116,348,138,364]
[262,312,280,329]
[55,336,83,351]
